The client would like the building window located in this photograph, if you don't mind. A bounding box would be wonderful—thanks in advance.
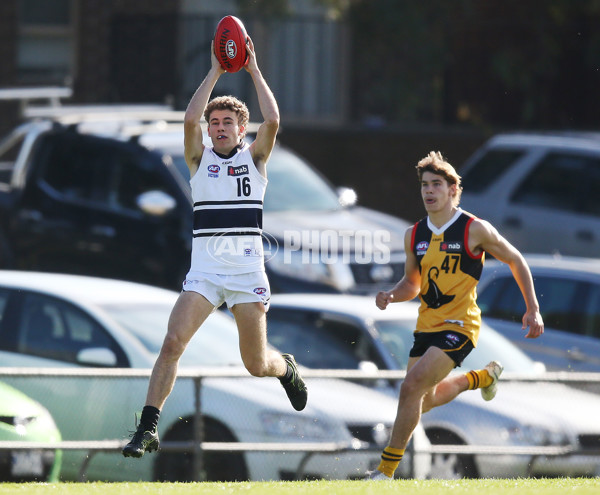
[17,0,74,85]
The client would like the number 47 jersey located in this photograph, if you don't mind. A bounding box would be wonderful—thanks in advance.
[189,143,268,275]
[411,209,485,345]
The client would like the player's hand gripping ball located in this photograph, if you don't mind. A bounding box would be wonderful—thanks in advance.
[213,15,249,73]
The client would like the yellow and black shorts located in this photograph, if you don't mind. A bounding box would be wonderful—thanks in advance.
[409,330,474,367]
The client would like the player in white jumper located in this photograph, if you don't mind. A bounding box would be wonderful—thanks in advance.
[123,37,307,460]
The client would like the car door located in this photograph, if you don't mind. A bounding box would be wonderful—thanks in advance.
[86,142,190,289]
[267,307,386,370]
[477,273,600,371]
[0,288,134,480]
[18,130,189,288]
[502,151,600,257]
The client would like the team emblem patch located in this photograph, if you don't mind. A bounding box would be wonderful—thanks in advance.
[445,333,460,346]
[416,241,429,255]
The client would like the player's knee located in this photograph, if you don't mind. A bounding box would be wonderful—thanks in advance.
[244,357,269,377]
[400,374,426,399]
[160,333,187,361]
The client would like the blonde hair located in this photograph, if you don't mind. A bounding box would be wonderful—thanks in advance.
[416,151,463,206]
[204,95,250,138]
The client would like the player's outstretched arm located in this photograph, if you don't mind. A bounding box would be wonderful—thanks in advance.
[469,219,544,338]
[245,37,279,174]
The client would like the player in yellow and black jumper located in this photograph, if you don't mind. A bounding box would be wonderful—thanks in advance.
[366,151,544,480]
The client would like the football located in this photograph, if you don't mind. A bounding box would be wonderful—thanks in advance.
[213,15,249,73]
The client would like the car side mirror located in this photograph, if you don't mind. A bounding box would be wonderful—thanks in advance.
[77,347,118,367]
[337,187,357,207]
[136,190,177,216]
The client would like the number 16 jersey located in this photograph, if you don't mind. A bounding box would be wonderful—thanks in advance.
[188,142,268,276]
[411,208,484,345]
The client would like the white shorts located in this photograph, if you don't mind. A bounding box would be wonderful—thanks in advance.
[182,271,271,310]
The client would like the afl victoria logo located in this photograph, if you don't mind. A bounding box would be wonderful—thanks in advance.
[226,40,237,59]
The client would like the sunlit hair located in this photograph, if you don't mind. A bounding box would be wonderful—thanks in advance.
[204,95,250,138]
[416,151,463,206]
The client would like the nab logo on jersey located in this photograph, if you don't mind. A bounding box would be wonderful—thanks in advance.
[228,165,249,176]
[440,241,462,253]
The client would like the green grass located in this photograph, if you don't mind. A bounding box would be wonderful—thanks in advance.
[0,479,599,495]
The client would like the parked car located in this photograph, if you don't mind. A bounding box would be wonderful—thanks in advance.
[0,271,430,482]
[0,380,62,482]
[459,131,600,257]
[477,254,600,372]
[267,293,600,478]
[0,111,408,293]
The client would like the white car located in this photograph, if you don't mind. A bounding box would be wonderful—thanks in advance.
[477,254,600,372]
[0,271,430,481]
[459,132,600,258]
[267,294,600,478]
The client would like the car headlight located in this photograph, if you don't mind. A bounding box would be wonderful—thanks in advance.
[260,412,340,441]
[266,247,355,291]
[348,423,392,447]
[505,424,570,446]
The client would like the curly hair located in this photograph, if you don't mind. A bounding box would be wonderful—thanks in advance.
[415,151,463,206]
[204,95,250,137]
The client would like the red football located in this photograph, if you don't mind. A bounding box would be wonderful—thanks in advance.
[213,15,249,73]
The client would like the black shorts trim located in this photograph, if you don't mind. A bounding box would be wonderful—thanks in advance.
[409,330,474,367]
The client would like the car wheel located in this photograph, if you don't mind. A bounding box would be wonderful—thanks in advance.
[426,428,478,479]
[154,417,249,482]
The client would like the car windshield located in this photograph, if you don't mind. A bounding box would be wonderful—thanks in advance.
[374,319,538,373]
[162,144,342,213]
[101,304,243,367]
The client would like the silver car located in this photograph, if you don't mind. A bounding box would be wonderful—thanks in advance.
[0,271,430,481]
[268,293,600,478]
[459,132,600,258]
[477,254,600,372]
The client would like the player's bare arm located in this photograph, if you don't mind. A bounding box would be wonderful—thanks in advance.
[468,218,544,339]
[183,41,225,177]
[245,37,279,177]
[376,227,422,310]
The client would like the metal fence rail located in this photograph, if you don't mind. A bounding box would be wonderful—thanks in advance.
[1,367,600,481]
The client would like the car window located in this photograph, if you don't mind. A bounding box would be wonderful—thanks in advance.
[582,283,600,338]
[373,320,415,369]
[38,132,169,214]
[478,274,586,334]
[112,150,172,213]
[263,146,341,212]
[461,149,525,193]
[38,132,114,204]
[511,153,600,216]
[0,289,11,348]
[17,292,128,366]
[267,309,367,369]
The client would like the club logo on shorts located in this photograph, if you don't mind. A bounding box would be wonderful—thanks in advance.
[253,287,267,296]
[445,333,460,347]
[208,164,220,178]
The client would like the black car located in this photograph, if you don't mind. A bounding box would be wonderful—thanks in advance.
[0,112,410,293]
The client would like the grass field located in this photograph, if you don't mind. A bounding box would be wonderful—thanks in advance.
[0,479,599,495]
